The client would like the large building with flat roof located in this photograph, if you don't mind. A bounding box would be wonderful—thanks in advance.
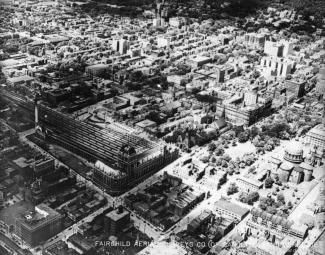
[214,199,249,221]
[236,176,263,193]
[305,123,325,151]
[104,206,130,236]
[0,89,179,195]
[215,95,273,126]
[7,75,34,86]
[0,202,62,247]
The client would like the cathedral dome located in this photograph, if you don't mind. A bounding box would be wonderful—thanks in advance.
[284,140,303,163]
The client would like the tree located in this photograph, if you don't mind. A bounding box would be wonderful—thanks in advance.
[259,196,275,211]
[221,160,228,168]
[130,70,145,82]
[264,177,274,188]
[215,147,224,156]
[247,192,260,205]
[250,126,260,139]
[244,154,255,166]
[201,156,209,163]
[215,158,222,166]
[277,193,285,204]
[259,201,267,210]
[228,130,236,139]
[208,142,217,152]
[267,207,277,215]
[240,191,260,205]
[264,144,273,151]
[238,131,250,143]
[147,111,163,125]
[227,183,238,195]
[248,166,256,173]
[221,154,231,162]
[239,192,247,203]
[227,167,235,175]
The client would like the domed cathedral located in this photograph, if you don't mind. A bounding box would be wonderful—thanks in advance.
[277,162,294,182]
[284,140,304,164]
[270,139,316,184]
[283,140,315,184]
[298,162,313,182]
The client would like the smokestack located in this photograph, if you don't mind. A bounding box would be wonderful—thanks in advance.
[35,98,39,128]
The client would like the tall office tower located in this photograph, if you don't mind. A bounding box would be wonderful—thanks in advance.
[316,67,325,96]
[119,39,129,55]
[264,40,294,58]
[285,80,306,98]
[282,41,294,57]
[264,41,284,57]
[112,39,120,52]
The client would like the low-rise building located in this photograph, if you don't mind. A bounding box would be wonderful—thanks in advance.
[214,199,249,221]
[248,208,307,240]
[236,176,263,193]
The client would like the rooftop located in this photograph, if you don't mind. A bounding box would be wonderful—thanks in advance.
[7,75,34,84]
[285,140,304,155]
[105,207,130,222]
[256,240,287,255]
[308,124,325,138]
[215,199,249,217]
[0,202,61,231]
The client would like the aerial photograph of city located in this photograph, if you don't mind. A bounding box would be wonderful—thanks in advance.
[0,0,324,254]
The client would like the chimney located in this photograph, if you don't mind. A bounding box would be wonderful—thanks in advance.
[34,97,39,128]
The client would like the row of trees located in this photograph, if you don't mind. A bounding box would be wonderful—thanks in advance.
[239,191,260,205]
[204,152,257,175]
[236,121,294,154]
[259,193,291,216]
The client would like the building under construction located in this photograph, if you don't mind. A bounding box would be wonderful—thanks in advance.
[0,89,179,195]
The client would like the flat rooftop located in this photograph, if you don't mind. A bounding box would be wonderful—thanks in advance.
[0,202,61,230]
[7,75,34,84]
[215,199,249,217]
[105,208,130,222]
